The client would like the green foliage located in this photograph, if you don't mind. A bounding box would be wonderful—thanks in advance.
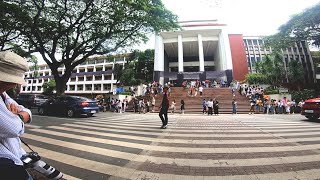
[265,3,320,48]
[114,49,154,86]
[291,89,316,101]
[1,0,178,95]
[245,73,267,85]
[254,53,286,85]
[6,86,20,98]
[42,80,56,95]
[287,60,304,89]
[264,86,279,95]
[117,92,131,95]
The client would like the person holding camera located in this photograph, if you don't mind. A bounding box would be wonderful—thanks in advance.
[0,51,33,179]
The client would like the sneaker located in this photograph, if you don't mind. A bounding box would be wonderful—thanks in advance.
[163,125,167,129]
[160,125,164,129]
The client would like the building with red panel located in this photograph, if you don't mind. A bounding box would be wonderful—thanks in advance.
[153,20,316,85]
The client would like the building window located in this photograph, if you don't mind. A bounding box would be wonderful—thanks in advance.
[77,85,83,91]
[103,84,111,91]
[256,57,261,62]
[94,84,101,91]
[95,75,102,81]
[70,77,76,82]
[104,75,112,80]
[78,77,84,81]
[96,67,103,72]
[86,76,93,81]
[85,85,92,91]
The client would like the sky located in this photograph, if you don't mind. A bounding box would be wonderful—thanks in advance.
[35,0,320,64]
[137,0,320,50]
[161,0,320,36]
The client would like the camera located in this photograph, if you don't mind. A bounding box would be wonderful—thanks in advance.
[21,152,63,180]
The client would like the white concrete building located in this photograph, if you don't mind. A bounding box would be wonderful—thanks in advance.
[21,56,126,95]
[154,20,234,85]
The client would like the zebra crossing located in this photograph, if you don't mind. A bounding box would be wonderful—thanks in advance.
[24,113,320,179]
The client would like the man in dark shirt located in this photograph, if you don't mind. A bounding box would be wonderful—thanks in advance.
[159,85,169,129]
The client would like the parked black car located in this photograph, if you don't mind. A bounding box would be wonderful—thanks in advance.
[15,94,49,108]
[38,95,99,117]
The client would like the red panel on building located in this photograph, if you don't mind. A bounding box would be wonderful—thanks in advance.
[228,34,248,81]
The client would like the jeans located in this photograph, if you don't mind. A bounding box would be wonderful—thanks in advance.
[232,105,237,114]
[159,107,169,126]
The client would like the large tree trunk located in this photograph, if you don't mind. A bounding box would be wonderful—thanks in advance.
[55,77,68,96]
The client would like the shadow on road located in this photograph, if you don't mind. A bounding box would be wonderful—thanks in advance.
[300,119,320,123]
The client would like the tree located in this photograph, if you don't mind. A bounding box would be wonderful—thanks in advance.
[245,73,267,85]
[254,53,285,86]
[1,0,179,95]
[114,49,154,86]
[42,80,56,95]
[264,3,320,48]
[287,60,304,90]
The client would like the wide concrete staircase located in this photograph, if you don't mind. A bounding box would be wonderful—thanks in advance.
[128,87,250,114]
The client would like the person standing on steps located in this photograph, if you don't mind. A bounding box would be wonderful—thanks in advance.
[171,100,176,114]
[202,99,207,114]
[207,99,213,115]
[159,85,170,129]
[180,99,185,114]
[232,98,237,114]
[213,98,219,115]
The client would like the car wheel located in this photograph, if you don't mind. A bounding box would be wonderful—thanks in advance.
[38,107,46,115]
[67,109,75,118]
[87,113,93,117]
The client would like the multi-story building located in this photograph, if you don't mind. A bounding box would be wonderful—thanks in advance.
[153,20,316,85]
[21,55,126,96]
[244,36,316,83]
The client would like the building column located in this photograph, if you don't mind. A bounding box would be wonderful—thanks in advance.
[154,35,164,84]
[178,35,184,72]
[198,34,205,72]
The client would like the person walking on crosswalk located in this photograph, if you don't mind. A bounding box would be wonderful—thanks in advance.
[159,85,170,129]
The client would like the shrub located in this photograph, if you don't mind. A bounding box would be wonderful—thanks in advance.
[118,92,131,95]
[291,89,316,101]
[245,73,268,85]
[264,86,279,95]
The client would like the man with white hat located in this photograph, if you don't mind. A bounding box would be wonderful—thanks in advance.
[0,51,33,179]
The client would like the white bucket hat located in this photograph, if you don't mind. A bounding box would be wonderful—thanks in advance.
[0,51,28,85]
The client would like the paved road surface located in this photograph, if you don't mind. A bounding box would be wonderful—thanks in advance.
[24,112,320,179]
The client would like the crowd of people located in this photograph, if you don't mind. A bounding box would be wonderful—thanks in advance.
[240,84,304,115]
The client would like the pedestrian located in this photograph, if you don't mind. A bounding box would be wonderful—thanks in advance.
[199,85,204,97]
[171,100,176,114]
[159,85,170,129]
[146,99,151,113]
[202,99,207,114]
[151,96,156,112]
[180,99,185,114]
[213,98,219,115]
[139,99,145,114]
[207,99,213,115]
[232,98,237,114]
[249,97,255,115]
[282,97,288,114]
[0,51,33,179]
